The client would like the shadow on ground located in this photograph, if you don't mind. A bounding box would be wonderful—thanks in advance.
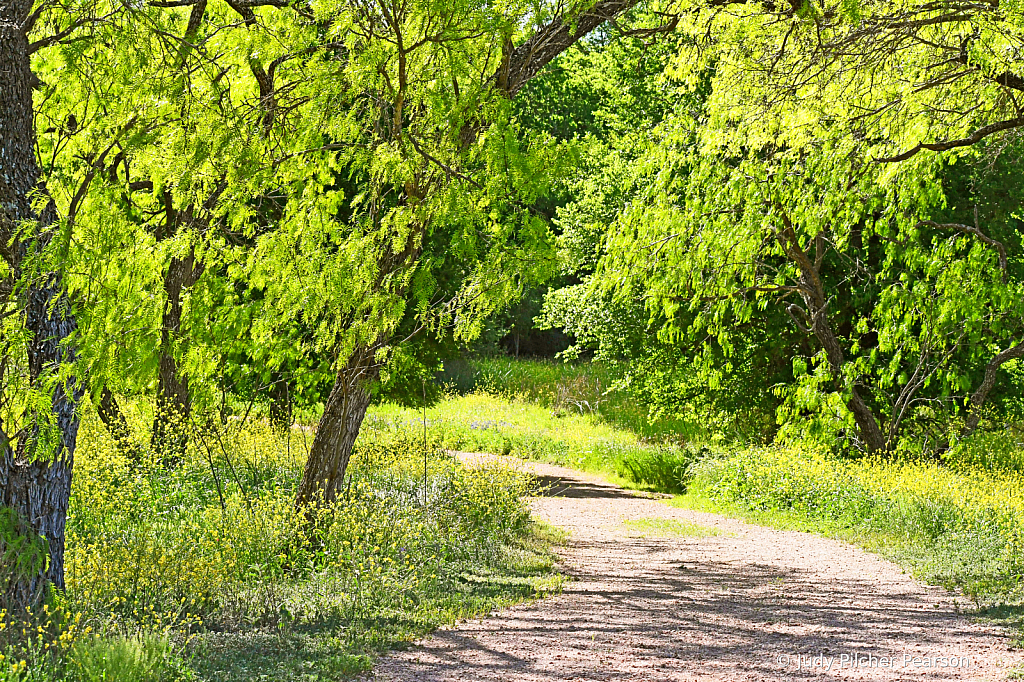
[533,474,639,500]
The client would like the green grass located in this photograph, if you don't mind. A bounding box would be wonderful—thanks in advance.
[370,392,708,494]
[620,518,723,538]
[10,357,1023,678]
[438,356,707,444]
[3,404,566,682]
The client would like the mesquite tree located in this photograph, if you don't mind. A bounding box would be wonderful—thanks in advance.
[27,0,654,519]
[244,0,655,507]
[0,0,85,605]
[593,0,1024,452]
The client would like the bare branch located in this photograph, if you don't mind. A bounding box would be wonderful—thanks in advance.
[786,303,812,333]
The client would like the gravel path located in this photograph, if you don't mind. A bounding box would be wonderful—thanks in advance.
[372,456,1024,681]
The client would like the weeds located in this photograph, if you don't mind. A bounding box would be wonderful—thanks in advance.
[7,398,562,681]
[621,518,723,538]
[10,357,1022,678]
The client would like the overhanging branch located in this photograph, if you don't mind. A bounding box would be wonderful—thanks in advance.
[916,219,1009,282]
[961,339,1024,438]
[875,116,1024,162]
[495,0,642,98]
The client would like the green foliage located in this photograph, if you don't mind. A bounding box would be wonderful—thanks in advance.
[42,403,560,680]
[613,447,704,494]
[0,510,48,596]
[70,634,182,682]
[7,0,576,457]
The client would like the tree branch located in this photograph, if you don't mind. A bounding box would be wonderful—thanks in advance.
[875,116,1024,163]
[961,340,1024,438]
[916,218,1009,282]
[27,11,118,55]
[495,0,642,98]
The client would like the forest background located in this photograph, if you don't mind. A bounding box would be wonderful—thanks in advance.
[2,0,1024,677]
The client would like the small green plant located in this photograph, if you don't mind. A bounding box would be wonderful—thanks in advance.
[0,509,49,597]
[70,634,180,682]
[621,518,723,538]
[613,447,705,493]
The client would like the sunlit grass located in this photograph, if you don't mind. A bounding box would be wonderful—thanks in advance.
[437,356,707,443]
[2,400,566,681]
[621,518,723,538]
[371,392,707,493]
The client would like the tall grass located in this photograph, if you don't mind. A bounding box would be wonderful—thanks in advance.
[3,401,562,681]
[373,393,706,493]
[438,357,708,444]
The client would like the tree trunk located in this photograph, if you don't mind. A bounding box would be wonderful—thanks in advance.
[960,340,1024,440]
[268,373,292,433]
[151,249,201,460]
[97,387,137,456]
[1,279,81,607]
[776,219,888,453]
[294,350,376,508]
[0,6,82,608]
[809,308,888,453]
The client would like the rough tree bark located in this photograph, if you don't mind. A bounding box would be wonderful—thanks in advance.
[0,7,82,606]
[776,217,888,453]
[294,349,376,507]
[151,242,202,460]
[268,373,292,433]
[960,340,1024,439]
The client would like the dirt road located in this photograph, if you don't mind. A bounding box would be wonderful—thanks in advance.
[372,457,1023,681]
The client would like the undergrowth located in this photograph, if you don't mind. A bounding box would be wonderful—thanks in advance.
[7,357,1024,677]
[2,403,562,681]
[438,356,707,444]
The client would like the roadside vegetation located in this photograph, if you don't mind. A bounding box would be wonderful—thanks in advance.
[5,0,1024,675]
[1,408,562,681]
